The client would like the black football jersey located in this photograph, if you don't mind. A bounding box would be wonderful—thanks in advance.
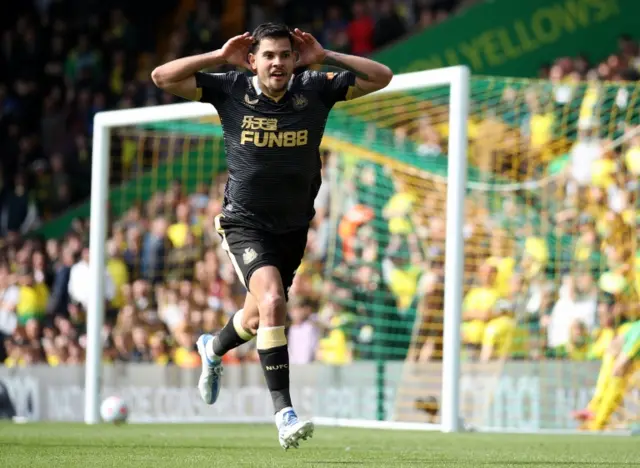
[194,69,356,233]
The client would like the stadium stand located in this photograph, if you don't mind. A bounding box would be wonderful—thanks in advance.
[0,0,479,366]
[0,2,638,432]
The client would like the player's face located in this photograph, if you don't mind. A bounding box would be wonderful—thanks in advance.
[250,37,295,94]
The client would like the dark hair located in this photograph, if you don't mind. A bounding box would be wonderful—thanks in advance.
[250,23,293,53]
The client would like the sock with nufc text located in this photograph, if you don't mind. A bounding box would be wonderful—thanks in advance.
[257,326,292,413]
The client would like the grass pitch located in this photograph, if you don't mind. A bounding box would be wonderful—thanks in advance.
[1,423,639,467]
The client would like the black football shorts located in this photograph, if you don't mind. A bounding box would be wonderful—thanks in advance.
[215,215,308,299]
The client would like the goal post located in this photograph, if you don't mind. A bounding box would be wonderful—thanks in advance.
[84,66,471,427]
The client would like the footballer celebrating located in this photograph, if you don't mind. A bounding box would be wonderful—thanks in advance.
[152,23,392,449]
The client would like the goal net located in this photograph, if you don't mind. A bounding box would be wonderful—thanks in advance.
[84,67,640,433]
[319,75,640,433]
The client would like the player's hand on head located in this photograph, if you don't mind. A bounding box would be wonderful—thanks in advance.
[221,32,253,71]
[292,28,326,68]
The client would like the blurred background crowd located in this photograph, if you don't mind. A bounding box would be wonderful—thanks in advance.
[0,0,639,371]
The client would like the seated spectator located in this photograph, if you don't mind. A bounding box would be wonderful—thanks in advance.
[67,246,115,312]
[0,173,40,236]
[373,0,406,50]
[568,120,602,195]
[287,298,320,365]
[106,240,129,311]
[141,217,168,284]
[0,263,19,340]
[381,243,422,314]
[149,333,172,365]
[461,263,499,358]
[545,273,598,352]
[548,318,592,361]
[172,323,200,369]
[15,265,48,326]
[480,299,516,362]
[130,326,152,363]
[315,314,352,366]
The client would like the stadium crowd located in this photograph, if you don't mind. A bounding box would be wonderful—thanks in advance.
[0,0,478,366]
[0,0,638,388]
[400,38,640,365]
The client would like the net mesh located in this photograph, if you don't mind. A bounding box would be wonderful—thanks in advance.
[82,75,640,431]
[322,77,640,430]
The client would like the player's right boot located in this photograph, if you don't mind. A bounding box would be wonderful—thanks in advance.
[196,334,223,405]
[275,407,314,450]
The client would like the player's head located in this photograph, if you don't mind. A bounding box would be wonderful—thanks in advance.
[249,23,295,94]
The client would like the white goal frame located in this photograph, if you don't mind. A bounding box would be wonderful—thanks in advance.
[85,66,470,431]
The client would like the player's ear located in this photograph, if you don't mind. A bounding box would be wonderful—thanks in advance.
[248,53,257,73]
[294,50,300,64]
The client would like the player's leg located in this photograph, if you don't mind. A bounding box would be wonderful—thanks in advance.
[204,294,258,358]
[587,352,633,430]
[196,215,259,405]
[589,338,621,409]
[249,266,291,407]
[588,321,640,430]
[572,335,622,422]
[248,227,313,449]
[249,265,313,449]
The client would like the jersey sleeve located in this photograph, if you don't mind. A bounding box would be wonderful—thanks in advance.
[305,71,357,107]
[194,71,238,106]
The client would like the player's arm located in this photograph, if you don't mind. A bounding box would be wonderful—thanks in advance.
[321,51,392,100]
[151,33,253,101]
[151,50,227,101]
[293,28,392,100]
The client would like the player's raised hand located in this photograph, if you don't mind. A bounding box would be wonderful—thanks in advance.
[292,28,326,67]
[221,32,253,70]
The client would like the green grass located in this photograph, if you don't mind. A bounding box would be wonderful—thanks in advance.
[1,423,639,468]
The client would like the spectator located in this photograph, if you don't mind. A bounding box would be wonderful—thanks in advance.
[2,2,638,385]
[141,217,168,284]
[287,298,320,365]
[564,319,591,361]
[130,325,152,363]
[545,271,598,351]
[149,333,172,365]
[15,265,48,326]
[172,323,199,368]
[373,0,406,49]
[348,2,374,56]
[479,299,516,362]
[323,6,349,53]
[106,239,129,312]
[624,130,640,175]
[0,263,19,345]
[0,173,39,236]
[167,202,195,248]
[568,120,602,194]
[67,246,115,311]
[461,263,499,358]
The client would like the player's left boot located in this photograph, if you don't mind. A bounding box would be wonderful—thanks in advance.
[196,334,223,405]
[275,407,314,450]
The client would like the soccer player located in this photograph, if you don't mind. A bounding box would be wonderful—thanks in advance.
[151,23,392,449]
[573,319,639,430]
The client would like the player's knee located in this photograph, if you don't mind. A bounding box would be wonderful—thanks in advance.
[258,292,286,326]
[612,356,630,377]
